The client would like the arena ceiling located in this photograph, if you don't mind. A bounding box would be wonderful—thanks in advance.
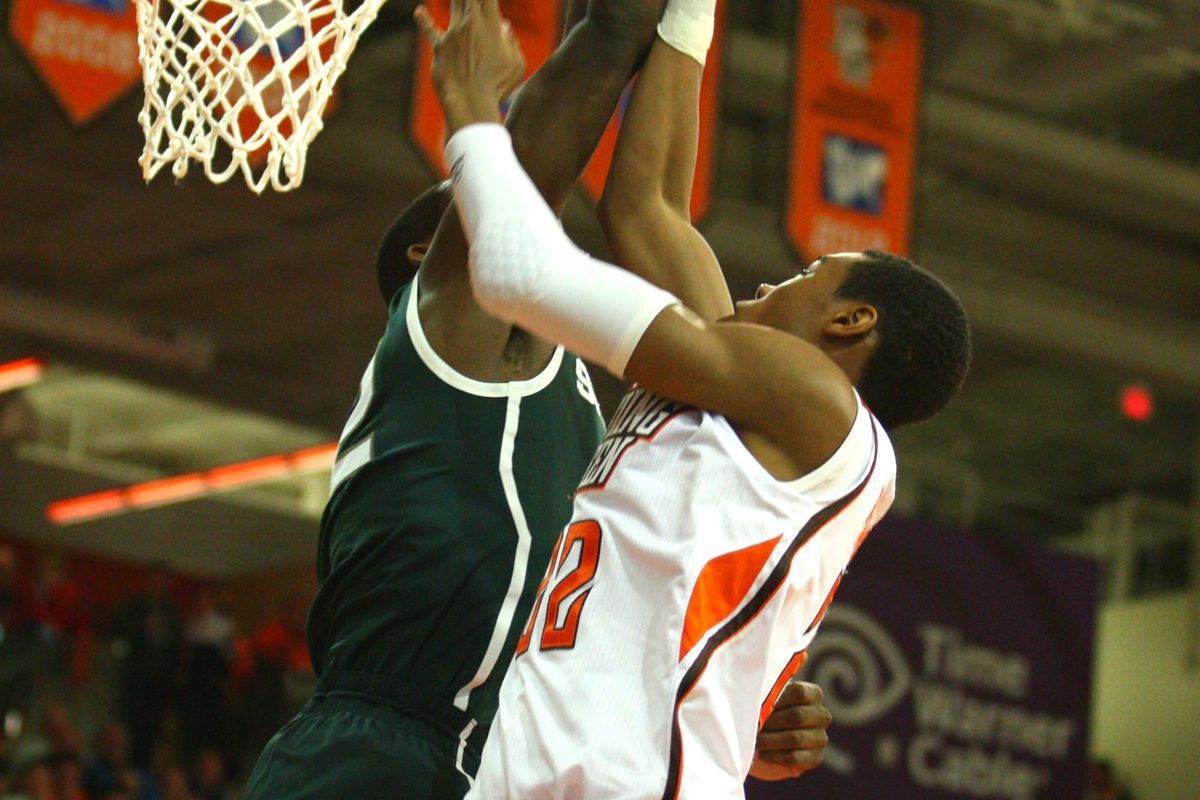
[1,0,1198,575]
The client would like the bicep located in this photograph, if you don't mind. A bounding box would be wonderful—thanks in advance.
[602,198,734,322]
[623,308,858,471]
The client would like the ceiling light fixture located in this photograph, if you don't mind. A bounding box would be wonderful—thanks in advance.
[0,357,44,394]
[46,441,337,524]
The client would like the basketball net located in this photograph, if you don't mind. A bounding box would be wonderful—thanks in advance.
[136,0,386,192]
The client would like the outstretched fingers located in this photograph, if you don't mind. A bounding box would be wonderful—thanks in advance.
[450,0,471,22]
[416,0,525,124]
[416,0,476,43]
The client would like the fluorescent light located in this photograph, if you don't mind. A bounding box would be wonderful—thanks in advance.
[0,357,43,394]
[46,441,338,525]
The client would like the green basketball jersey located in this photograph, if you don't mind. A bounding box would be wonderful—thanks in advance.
[307,279,605,726]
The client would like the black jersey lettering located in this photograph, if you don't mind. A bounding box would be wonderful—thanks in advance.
[576,387,686,492]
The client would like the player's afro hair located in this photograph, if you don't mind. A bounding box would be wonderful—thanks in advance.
[835,250,971,430]
[376,180,454,306]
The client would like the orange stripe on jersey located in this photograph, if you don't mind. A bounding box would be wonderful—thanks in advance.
[758,651,808,729]
[803,473,892,640]
[660,421,881,800]
[854,476,896,556]
[803,573,843,637]
[678,536,782,661]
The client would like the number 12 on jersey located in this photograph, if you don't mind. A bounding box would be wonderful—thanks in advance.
[517,520,603,656]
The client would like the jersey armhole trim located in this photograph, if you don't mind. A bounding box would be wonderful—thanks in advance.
[407,275,565,398]
[710,393,876,495]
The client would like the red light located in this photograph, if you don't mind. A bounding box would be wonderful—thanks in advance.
[1120,384,1154,422]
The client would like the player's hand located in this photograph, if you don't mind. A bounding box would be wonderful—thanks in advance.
[415,0,525,135]
[749,679,831,781]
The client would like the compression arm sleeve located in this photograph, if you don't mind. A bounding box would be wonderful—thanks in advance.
[445,124,679,378]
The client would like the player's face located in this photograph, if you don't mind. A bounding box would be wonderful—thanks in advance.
[734,253,862,340]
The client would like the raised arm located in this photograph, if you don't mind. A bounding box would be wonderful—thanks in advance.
[426,6,844,774]
[597,1,733,321]
[429,112,855,478]
[411,0,664,382]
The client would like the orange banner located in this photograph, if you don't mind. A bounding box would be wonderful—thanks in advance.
[785,0,922,259]
[410,0,562,175]
[410,0,723,223]
[579,0,725,222]
[9,0,139,125]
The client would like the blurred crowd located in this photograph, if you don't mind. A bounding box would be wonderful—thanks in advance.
[1086,760,1136,800]
[0,543,312,800]
[0,540,1152,800]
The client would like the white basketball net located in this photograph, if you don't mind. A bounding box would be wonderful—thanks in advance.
[136,0,387,192]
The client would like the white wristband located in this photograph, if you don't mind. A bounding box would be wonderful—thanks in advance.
[657,6,715,65]
[445,124,678,377]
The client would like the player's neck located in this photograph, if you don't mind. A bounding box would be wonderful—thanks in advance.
[501,328,555,380]
[821,340,872,387]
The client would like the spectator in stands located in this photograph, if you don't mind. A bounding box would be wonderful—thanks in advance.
[4,699,80,778]
[24,553,93,689]
[159,765,195,800]
[109,564,181,768]
[1087,759,1135,800]
[84,722,159,800]
[230,594,310,769]
[189,750,227,800]
[94,787,135,800]
[49,751,85,800]
[34,701,81,761]
[0,734,12,798]
[179,588,235,760]
[0,544,16,634]
[11,758,54,800]
[0,543,32,724]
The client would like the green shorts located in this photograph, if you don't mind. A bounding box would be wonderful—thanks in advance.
[244,673,486,800]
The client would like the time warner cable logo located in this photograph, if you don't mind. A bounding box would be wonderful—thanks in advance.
[805,605,1078,800]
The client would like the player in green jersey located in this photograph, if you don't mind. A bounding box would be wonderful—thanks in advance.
[244,0,832,797]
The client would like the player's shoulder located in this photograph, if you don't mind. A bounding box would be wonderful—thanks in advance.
[784,391,889,498]
[768,355,861,478]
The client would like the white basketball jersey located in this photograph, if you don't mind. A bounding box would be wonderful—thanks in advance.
[467,387,896,800]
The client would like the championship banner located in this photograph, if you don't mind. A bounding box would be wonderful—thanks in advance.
[784,0,921,258]
[747,516,1099,800]
[9,0,140,125]
[410,0,723,223]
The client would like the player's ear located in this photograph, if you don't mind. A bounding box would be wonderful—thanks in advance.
[407,243,430,267]
[824,302,877,341]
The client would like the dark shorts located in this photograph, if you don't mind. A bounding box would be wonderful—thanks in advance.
[244,675,485,800]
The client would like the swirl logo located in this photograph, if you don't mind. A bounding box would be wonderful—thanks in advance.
[805,604,912,726]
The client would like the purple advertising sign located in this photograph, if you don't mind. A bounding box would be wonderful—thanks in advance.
[748,516,1099,800]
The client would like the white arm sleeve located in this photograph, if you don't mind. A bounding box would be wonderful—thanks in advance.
[445,124,679,378]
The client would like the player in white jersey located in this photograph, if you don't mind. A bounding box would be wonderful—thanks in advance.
[491,386,894,799]
[415,0,971,796]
